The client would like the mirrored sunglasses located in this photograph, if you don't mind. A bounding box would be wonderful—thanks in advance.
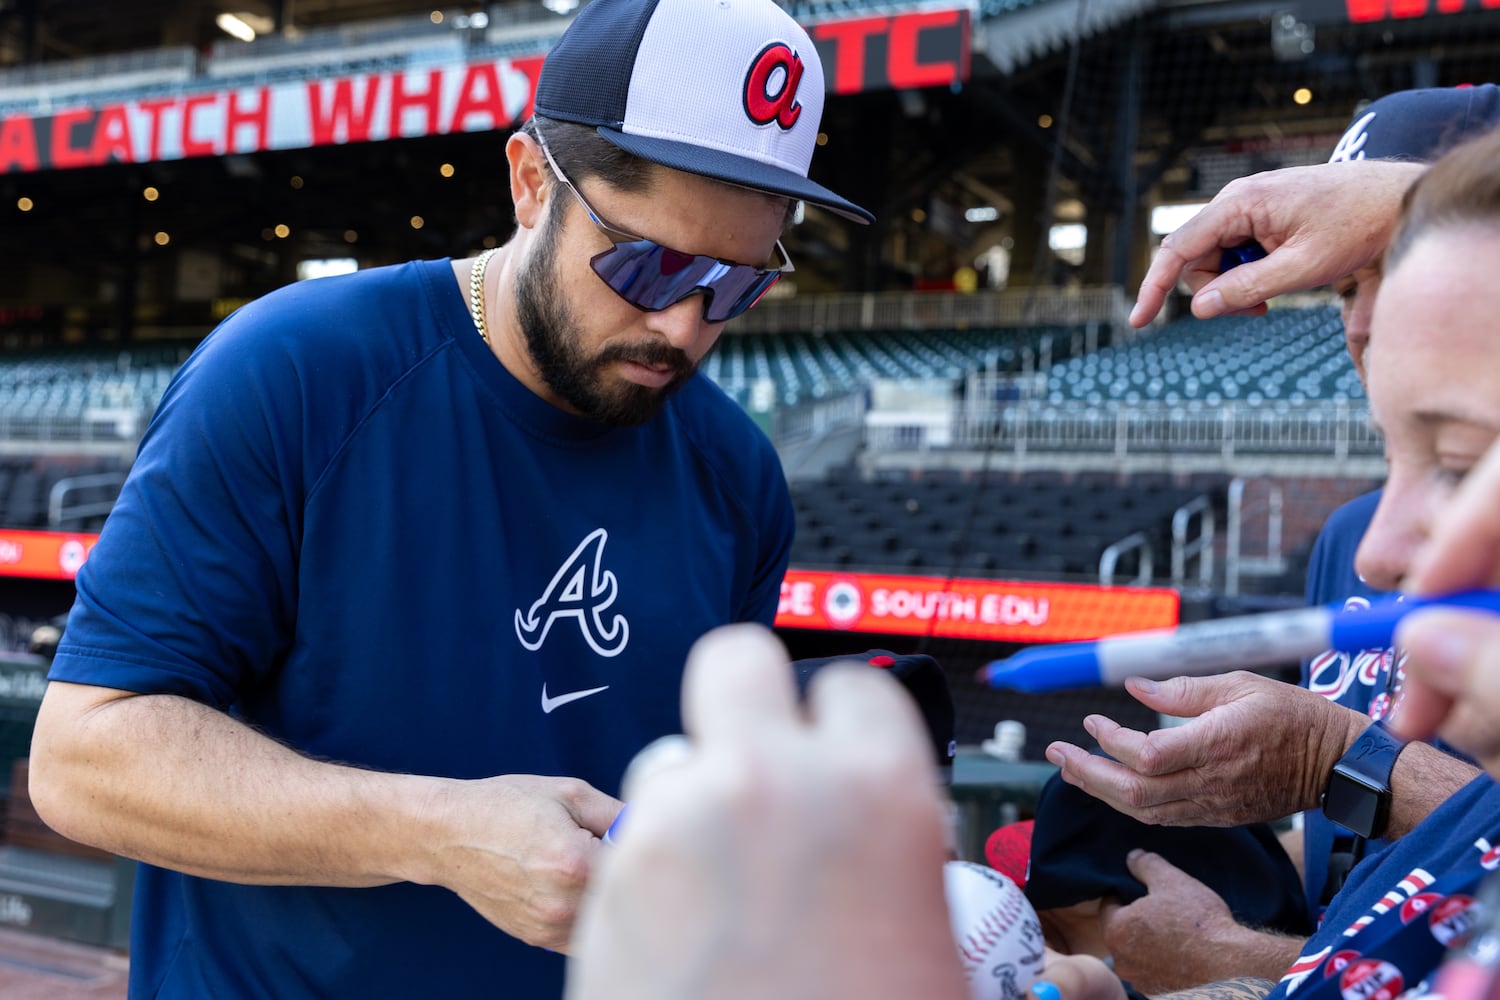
[536,129,793,323]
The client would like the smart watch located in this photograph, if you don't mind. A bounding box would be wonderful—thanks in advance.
[1321,720,1406,840]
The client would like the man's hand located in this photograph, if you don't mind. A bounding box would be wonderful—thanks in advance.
[1100,851,1304,993]
[418,773,621,952]
[1038,898,1110,958]
[1131,160,1426,327]
[1044,672,1362,827]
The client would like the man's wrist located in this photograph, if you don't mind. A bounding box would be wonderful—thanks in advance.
[1301,698,1367,813]
[1322,721,1407,839]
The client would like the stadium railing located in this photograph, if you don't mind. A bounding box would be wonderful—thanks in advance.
[47,472,128,531]
[865,398,1379,462]
[772,388,869,446]
[787,0,982,21]
[0,412,148,460]
[732,285,1131,335]
[0,47,197,113]
[0,7,550,111]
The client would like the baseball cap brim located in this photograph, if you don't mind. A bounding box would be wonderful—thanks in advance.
[600,127,875,225]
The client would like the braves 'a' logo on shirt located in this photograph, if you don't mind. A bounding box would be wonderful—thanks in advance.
[515,528,629,657]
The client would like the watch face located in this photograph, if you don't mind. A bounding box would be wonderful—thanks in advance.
[1325,767,1387,840]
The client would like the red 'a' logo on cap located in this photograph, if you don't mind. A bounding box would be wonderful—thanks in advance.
[743,43,805,130]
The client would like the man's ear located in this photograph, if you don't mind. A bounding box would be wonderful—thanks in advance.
[507,131,549,231]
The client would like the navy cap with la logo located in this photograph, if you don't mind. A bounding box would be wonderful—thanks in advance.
[533,0,874,224]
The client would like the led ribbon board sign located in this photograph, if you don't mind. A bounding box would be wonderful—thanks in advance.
[0,8,971,174]
[775,569,1181,643]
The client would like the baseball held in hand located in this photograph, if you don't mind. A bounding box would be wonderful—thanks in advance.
[944,860,1045,1000]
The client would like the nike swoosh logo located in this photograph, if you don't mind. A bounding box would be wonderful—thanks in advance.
[541,683,610,714]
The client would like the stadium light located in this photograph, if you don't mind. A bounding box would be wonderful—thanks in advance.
[1048,224,1085,251]
[215,13,257,42]
[297,259,359,281]
[1151,202,1209,235]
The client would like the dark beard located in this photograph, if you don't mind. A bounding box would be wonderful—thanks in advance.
[514,207,696,427]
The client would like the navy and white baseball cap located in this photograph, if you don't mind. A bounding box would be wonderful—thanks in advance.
[1329,83,1500,163]
[534,0,874,224]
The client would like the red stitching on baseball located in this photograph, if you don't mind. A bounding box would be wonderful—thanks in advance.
[962,907,1006,964]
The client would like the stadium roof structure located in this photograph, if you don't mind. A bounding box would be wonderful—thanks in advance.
[973,0,1156,74]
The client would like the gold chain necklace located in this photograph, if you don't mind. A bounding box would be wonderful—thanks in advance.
[468,247,502,344]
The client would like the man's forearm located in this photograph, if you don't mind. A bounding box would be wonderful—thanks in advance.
[1117,921,1303,994]
[1386,739,1480,839]
[30,682,441,887]
[1200,928,1304,989]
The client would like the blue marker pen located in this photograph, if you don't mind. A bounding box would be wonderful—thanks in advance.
[602,805,627,845]
[978,589,1500,693]
[1219,241,1268,272]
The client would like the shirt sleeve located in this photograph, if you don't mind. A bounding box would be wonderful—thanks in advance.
[48,305,313,707]
[737,437,794,628]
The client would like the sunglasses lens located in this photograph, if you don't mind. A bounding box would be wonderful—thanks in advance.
[591,242,781,323]
[700,271,781,323]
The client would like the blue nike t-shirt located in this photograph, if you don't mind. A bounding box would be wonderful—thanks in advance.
[47,259,794,998]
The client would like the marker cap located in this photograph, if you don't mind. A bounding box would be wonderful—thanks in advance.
[983,644,1101,693]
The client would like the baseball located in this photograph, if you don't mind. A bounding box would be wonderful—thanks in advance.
[943,860,1045,1000]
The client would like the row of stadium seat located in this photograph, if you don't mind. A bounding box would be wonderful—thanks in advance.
[707,309,1353,411]
[0,459,1219,586]
[0,310,1352,425]
[705,325,1081,407]
[1043,308,1359,405]
[790,469,1223,579]
[0,346,185,419]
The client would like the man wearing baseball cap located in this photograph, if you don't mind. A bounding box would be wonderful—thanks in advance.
[28,0,870,996]
[1042,85,1500,992]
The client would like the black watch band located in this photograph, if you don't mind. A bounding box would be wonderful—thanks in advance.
[1321,720,1407,840]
